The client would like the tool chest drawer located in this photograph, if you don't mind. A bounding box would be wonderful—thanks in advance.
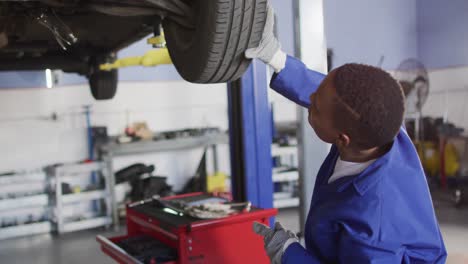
[97,234,177,264]
[98,193,277,264]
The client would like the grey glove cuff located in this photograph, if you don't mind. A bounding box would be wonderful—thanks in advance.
[267,223,298,264]
[282,237,298,253]
[269,50,287,73]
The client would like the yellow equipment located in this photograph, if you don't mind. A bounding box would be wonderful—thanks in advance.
[207,172,228,193]
[444,143,460,177]
[99,48,172,71]
[100,31,171,71]
[147,33,166,47]
[416,141,460,177]
[416,142,439,176]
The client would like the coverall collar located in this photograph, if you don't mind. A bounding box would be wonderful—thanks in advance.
[329,140,396,196]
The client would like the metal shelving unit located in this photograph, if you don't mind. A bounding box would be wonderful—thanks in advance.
[60,216,112,234]
[0,221,52,241]
[273,167,299,182]
[98,131,230,227]
[272,144,299,209]
[273,196,300,208]
[0,170,47,185]
[49,162,114,234]
[101,132,229,157]
[0,170,51,240]
[0,194,49,211]
[62,190,108,204]
[272,145,298,157]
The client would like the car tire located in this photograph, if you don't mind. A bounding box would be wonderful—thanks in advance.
[163,0,268,83]
[89,69,118,100]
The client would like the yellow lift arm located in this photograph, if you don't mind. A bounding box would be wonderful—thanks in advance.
[100,33,171,71]
[99,48,172,71]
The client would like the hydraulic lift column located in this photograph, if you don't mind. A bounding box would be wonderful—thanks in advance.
[228,60,274,225]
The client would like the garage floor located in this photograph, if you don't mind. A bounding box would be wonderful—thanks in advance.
[1,195,467,263]
[0,227,122,264]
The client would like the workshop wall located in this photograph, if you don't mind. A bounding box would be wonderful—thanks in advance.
[0,81,230,191]
[417,0,468,130]
[423,67,468,129]
[417,0,468,70]
[322,0,468,130]
[324,0,418,70]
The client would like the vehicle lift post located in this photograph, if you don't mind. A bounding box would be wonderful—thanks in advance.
[228,60,275,226]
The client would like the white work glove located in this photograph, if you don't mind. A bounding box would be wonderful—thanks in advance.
[253,222,299,264]
[245,3,287,73]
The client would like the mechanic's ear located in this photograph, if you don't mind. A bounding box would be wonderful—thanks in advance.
[336,133,350,148]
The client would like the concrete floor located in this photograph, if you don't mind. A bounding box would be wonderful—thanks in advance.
[1,195,467,263]
[432,189,468,263]
[0,227,123,264]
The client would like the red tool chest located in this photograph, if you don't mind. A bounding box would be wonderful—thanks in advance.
[97,193,277,264]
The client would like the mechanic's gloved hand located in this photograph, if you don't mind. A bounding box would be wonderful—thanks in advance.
[245,3,287,73]
[253,222,299,264]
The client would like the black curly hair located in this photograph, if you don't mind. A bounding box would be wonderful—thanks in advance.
[333,63,405,149]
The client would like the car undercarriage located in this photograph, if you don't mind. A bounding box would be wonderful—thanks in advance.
[0,0,268,99]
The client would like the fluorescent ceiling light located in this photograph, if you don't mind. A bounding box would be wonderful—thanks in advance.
[45,69,53,89]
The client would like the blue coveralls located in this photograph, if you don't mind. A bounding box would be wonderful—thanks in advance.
[270,56,447,263]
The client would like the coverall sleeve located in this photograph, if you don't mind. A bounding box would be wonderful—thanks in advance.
[337,226,446,263]
[336,231,401,263]
[270,55,326,108]
[282,242,325,263]
[281,232,412,264]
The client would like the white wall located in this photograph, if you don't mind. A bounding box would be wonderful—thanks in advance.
[417,0,468,70]
[416,1,468,130]
[321,0,468,132]
[423,67,468,129]
[0,81,230,191]
[271,0,420,123]
[324,0,418,70]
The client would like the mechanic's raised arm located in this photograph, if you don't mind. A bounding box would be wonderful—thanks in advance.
[245,4,325,109]
[269,55,325,108]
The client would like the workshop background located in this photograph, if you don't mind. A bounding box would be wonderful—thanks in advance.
[1,0,468,263]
